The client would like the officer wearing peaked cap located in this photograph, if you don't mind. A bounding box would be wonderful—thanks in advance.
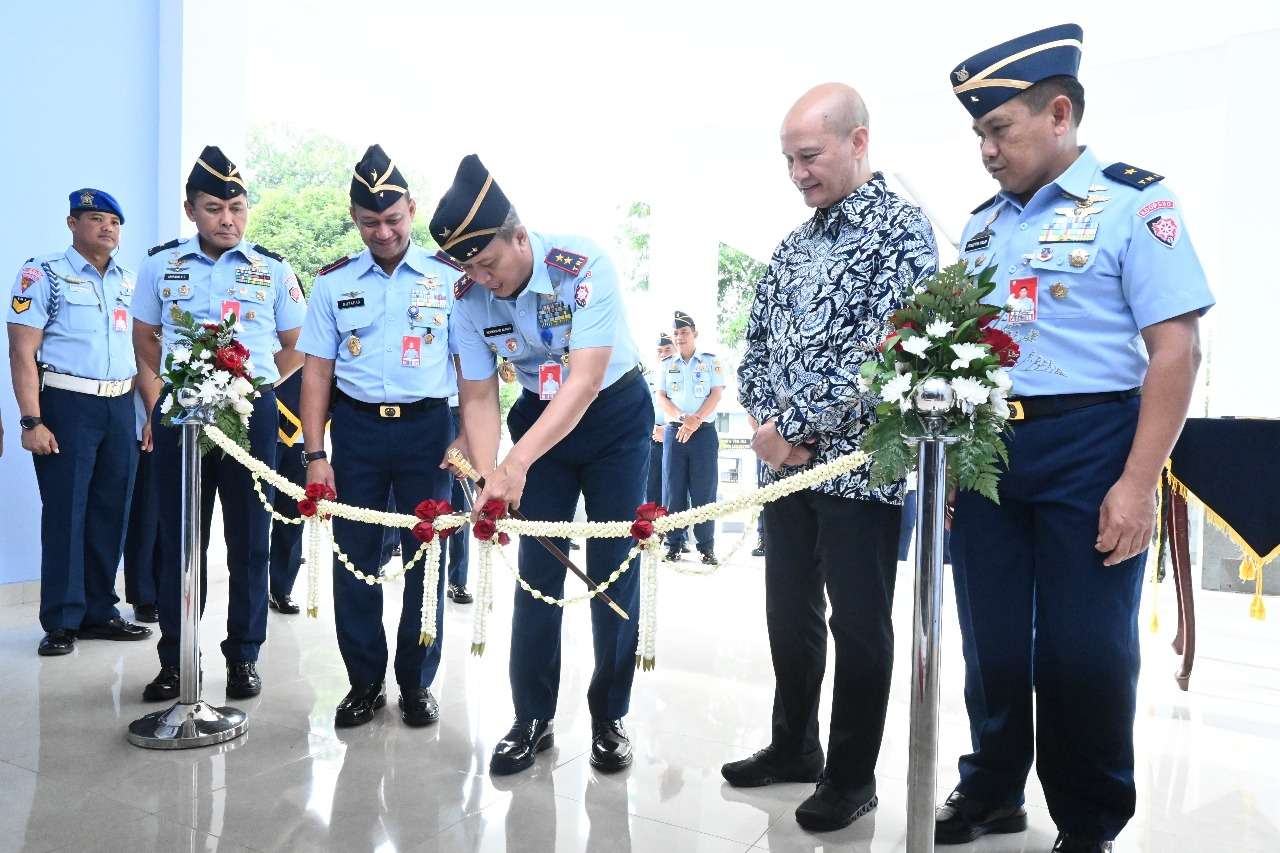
[436,154,651,776]
[656,310,724,565]
[297,144,463,729]
[7,189,151,656]
[133,145,307,702]
[938,25,1214,852]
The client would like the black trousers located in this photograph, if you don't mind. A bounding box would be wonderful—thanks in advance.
[763,489,901,793]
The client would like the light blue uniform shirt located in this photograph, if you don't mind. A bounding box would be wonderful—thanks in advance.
[8,247,137,380]
[958,147,1214,397]
[451,232,640,393]
[133,237,306,384]
[659,348,724,418]
[297,244,461,403]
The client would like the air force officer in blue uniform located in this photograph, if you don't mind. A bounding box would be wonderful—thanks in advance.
[298,145,462,729]
[8,189,151,656]
[936,25,1214,853]
[434,155,651,777]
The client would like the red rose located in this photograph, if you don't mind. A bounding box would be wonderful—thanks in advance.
[305,482,327,500]
[635,502,668,522]
[980,327,1021,368]
[480,499,508,520]
[630,519,655,541]
[474,518,498,541]
[412,521,436,543]
[215,346,245,374]
[497,532,511,546]
[298,498,317,517]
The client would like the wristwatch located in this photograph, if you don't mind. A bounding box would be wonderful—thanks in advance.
[302,449,327,464]
[19,416,42,431]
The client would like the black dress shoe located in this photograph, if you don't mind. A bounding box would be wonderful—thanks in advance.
[1053,832,1113,852]
[935,790,1027,844]
[447,584,474,604]
[795,777,878,832]
[590,718,633,772]
[699,549,719,566]
[143,665,182,701]
[78,617,152,641]
[268,592,300,615]
[751,543,766,557]
[226,661,262,698]
[37,630,76,656]
[399,687,440,726]
[490,719,554,775]
[335,681,386,727]
[721,744,824,788]
[133,603,159,623]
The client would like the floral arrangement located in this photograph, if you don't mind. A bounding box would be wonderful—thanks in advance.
[858,262,1020,503]
[160,311,266,454]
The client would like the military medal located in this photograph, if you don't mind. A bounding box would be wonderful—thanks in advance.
[1050,282,1069,299]
[348,334,362,356]
[1068,249,1090,268]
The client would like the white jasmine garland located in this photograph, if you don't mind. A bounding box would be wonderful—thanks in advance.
[900,335,932,358]
[951,376,992,407]
[925,319,955,338]
[949,342,989,370]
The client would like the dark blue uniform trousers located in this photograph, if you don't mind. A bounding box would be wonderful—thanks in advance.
[268,440,305,599]
[329,396,450,691]
[506,374,652,721]
[152,389,277,667]
[661,421,717,551]
[123,444,162,607]
[441,406,469,586]
[950,396,1145,841]
[33,387,137,632]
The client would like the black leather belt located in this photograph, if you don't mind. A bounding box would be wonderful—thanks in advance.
[336,390,447,419]
[1007,388,1140,422]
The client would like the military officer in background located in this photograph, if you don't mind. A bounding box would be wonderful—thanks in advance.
[656,311,723,565]
[7,189,151,656]
[267,366,305,615]
[122,389,161,623]
[298,144,462,729]
[938,26,1214,853]
[435,154,651,776]
[133,146,306,701]
[645,332,675,506]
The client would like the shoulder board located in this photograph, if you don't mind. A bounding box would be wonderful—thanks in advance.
[1102,162,1165,191]
[433,250,463,271]
[317,255,354,277]
[252,243,283,262]
[545,248,588,277]
[147,238,180,257]
[969,195,998,215]
[454,276,476,300]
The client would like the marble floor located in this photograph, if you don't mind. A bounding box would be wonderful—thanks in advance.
[1,528,1278,853]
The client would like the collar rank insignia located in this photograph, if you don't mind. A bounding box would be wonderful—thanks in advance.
[545,248,588,277]
[1102,162,1165,191]
[434,250,463,271]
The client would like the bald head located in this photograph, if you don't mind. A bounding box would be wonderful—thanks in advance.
[781,83,872,209]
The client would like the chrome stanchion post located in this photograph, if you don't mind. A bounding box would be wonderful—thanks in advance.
[906,378,960,852]
[128,402,248,749]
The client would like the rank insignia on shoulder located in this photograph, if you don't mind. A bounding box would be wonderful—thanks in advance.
[317,255,354,277]
[434,250,463,271]
[252,243,284,262]
[454,276,475,299]
[545,248,588,276]
[11,295,32,314]
[148,238,180,257]
[1102,163,1165,191]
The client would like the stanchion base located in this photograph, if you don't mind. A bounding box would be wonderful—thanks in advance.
[127,700,247,749]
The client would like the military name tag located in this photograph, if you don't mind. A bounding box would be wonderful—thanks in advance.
[337,297,365,310]
[484,323,515,338]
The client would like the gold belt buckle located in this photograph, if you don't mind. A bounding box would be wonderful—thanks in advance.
[380,405,401,418]
[1008,400,1025,421]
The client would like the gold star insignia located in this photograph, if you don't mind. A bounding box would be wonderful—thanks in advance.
[1124,168,1137,175]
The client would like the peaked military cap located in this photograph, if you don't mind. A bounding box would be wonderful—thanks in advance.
[186,145,246,199]
[430,154,513,263]
[350,144,409,212]
[657,332,673,347]
[950,23,1083,119]
[69,188,124,223]
[673,310,695,330]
